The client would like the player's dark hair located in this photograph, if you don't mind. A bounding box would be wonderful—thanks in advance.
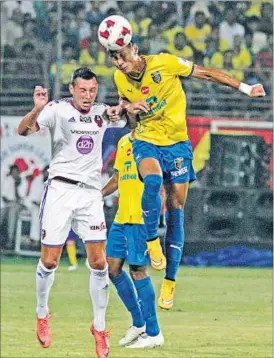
[108,42,133,57]
[70,67,98,86]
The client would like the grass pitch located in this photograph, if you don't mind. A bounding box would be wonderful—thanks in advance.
[1,256,272,358]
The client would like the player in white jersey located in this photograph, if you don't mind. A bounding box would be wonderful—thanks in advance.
[18,67,126,358]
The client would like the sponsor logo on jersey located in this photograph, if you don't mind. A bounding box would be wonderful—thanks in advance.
[141,86,150,95]
[71,130,99,135]
[68,117,76,122]
[120,173,137,181]
[174,157,184,170]
[76,135,94,154]
[171,167,188,177]
[124,160,131,172]
[90,222,106,231]
[127,148,132,156]
[151,71,162,83]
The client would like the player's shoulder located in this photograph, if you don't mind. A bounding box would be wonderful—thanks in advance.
[145,52,176,67]
[46,97,72,109]
[114,69,127,83]
[117,133,132,148]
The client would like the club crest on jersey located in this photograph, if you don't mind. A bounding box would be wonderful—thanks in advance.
[151,71,161,83]
[174,157,184,170]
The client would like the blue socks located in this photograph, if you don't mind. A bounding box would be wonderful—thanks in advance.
[134,277,160,337]
[110,271,145,328]
[142,174,163,239]
[165,208,185,281]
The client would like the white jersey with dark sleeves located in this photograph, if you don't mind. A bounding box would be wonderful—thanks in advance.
[36,98,126,189]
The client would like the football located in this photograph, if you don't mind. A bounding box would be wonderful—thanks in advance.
[98,15,132,51]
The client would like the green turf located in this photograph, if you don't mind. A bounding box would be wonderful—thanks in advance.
[1,256,272,358]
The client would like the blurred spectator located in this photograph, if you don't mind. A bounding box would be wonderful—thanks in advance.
[14,19,42,58]
[150,1,178,31]
[219,8,245,49]
[61,14,79,51]
[258,2,273,35]
[190,1,211,20]
[1,165,27,250]
[79,39,106,66]
[50,42,79,93]
[86,1,106,25]
[17,43,44,89]
[180,1,195,27]
[255,34,273,92]
[1,5,23,49]
[244,31,256,63]
[232,35,252,74]
[222,49,243,81]
[246,16,267,54]
[71,5,91,49]
[130,3,152,38]
[203,38,223,69]
[33,1,51,41]
[147,23,168,54]
[166,32,194,60]
[95,57,116,103]
[4,0,35,18]
[139,38,151,55]
[185,11,211,58]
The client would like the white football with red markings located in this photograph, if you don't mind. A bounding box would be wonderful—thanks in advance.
[98,15,132,51]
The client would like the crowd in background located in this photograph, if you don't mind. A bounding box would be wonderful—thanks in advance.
[1,0,273,108]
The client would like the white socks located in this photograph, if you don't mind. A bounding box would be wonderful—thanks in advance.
[88,264,109,331]
[36,259,56,318]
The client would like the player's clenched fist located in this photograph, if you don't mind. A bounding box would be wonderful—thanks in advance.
[33,86,49,110]
[250,84,266,97]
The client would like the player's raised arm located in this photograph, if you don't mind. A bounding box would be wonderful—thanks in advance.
[18,86,49,136]
[102,170,119,197]
[191,65,266,97]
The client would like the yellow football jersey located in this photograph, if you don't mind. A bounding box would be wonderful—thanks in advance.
[114,53,194,146]
[114,133,144,224]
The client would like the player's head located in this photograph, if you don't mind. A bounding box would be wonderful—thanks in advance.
[108,42,141,74]
[69,67,98,112]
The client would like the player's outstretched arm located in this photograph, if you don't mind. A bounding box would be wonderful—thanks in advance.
[18,86,49,136]
[102,170,119,197]
[192,65,266,97]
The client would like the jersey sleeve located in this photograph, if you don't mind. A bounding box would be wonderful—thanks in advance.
[160,53,194,77]
[36,102,56,129]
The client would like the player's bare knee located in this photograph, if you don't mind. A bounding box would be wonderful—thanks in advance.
[129,265,148,280]
[41,258,59,270]
[107,257,123,279]
[88,256,107,270]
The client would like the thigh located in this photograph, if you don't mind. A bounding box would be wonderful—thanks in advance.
[126,224,149,266]
[132,139,163,177]
[162,140,197,184]
[73,189,107,243]
[106,222,127,259]
[40,180,73,246]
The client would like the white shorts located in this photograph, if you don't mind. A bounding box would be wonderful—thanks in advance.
[39,179,106,246]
